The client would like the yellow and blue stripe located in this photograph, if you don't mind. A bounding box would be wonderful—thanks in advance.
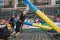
[23,22,52,30]
[23,0,60,33]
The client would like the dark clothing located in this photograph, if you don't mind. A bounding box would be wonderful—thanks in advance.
[20,13,26,22]
[0,25,10,40]
[9,17,15,23]
[15,13,26,33]
[15,21,21,33]
[9,17,15,28]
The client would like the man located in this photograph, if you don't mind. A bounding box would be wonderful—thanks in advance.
[12,5,29,37]
[9,16,16,28]
[0,20,10,40]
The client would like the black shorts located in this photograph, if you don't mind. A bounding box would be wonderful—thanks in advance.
[15,21,22,33]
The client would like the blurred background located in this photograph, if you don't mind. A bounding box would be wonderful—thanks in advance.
[0,0,60,22]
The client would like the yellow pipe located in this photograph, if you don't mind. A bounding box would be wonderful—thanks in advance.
[36,10,60,33]
[33,23,52,30]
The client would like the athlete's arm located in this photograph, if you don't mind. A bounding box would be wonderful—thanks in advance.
[23,5,29,16]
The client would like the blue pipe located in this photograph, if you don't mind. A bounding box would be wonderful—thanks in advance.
[23,0,38,12]
[23,22,32,26]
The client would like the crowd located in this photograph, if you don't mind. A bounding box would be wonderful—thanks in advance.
[0,14,60,40]
[24,15,60,23]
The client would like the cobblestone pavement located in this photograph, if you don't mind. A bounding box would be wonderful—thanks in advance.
[0,29,57,40]
[9,30,56,40]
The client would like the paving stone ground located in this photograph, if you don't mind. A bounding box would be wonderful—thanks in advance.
[0,29,58,40]
[9,29,57,40]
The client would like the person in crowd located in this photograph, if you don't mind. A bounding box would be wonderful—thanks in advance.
[9,16,16,28]
[0,19,10,40]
